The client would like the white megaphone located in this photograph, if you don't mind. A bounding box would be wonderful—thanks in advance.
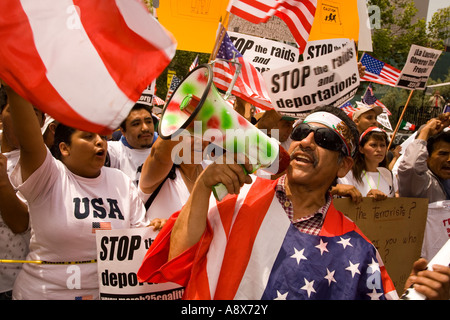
[158,64,289,201]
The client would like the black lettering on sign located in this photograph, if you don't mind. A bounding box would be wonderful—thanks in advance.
[73,197,124,220]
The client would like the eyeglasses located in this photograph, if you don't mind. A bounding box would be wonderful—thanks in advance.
[290,123,347,155]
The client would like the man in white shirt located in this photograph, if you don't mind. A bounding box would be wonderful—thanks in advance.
[107,102,158,186]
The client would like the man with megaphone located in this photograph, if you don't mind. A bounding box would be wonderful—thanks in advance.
[138,78,450,299]
[139,105,400,300]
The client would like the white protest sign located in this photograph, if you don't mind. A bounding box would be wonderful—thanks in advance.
[396,44,442,90]
[422,201,450,261]
[228,31,299,74]
[304,38,352,60]
[377,112,392,130]
[96,228,184,300]
[263,44,360,116]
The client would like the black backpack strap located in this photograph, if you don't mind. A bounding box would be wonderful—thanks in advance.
[144,164,178,211]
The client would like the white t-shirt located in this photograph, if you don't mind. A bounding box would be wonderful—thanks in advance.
[139,162,211,221]
[0,149,30,293]
[337,167,398,197]
[10,149,148,300]
[107,140,152,186]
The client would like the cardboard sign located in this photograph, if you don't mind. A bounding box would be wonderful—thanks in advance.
[334,197,428,295]
[228,31,299,74]
[96,228,184,300]
[263,44,359,116]
[396,45,442,90]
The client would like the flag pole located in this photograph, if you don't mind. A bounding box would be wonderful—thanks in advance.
[209,11,230,62]
[388,90,414,150]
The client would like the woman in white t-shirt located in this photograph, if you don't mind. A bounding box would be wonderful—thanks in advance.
[333,127,398,202]
[4,85,148,300]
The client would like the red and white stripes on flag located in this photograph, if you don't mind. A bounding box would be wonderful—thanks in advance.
[213,33,273,110]
[0,0,176,135]
[359,53,401,87]
[227,0,317,51]
[213,60,273,110]
[189,55,199,72]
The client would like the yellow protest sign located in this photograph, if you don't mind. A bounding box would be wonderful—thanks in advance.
[334,197,428,296]
[308,0,359,43]
[156,0,229,53]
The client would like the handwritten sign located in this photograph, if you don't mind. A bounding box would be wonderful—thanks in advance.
[96,228,184,300]
[334,197,428,295]
[228,31,299,74]
[396,44,442,90]
[263,44,359,116]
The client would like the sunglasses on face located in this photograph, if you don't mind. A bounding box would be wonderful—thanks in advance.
[290,123,347,155]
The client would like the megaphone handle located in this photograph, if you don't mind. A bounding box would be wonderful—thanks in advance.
[211,164,255,201]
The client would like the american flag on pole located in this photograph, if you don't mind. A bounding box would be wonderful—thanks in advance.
[0,0,176,135]
[189,55,199,72]
[138,178,398,300]
[153,95,165,106]
[360,53,401,87]
[213,32,273,110]
[363,84,391,115]
[339,101,357,118]
[165,75,181,103]
[227,0,317,51]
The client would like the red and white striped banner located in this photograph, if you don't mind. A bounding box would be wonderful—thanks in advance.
[0,0,176,134]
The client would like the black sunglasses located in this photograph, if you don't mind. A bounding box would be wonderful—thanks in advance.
[290,123,347,155]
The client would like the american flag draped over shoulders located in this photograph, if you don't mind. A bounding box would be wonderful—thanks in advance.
[138,177,398,300]
[213,32,273,110]
[360,53,401,87]
[262,225,386,300]
[227,0,317,51]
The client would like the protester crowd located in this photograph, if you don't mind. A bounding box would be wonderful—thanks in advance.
[1,69,450,301]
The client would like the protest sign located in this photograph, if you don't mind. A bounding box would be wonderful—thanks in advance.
[422,201,450,261]
[263,44,359,116]
[308,0,359,44]
[156,0,229,53]
[376,112,392,130]
[228,31,299,74]
[96,228,184,300]
[334,197,428,295]
[396,44,442,90]
[304,38,352,60]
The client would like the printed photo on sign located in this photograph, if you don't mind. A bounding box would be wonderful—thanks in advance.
[263,43,360,115]
[96,228,184,300]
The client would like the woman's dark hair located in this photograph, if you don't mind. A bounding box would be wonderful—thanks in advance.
[50,123,77,160]
[352,130,389,184]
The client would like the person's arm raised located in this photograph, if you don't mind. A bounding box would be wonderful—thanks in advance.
[168,160,253,260]
[3,84,47,182]
[139,136,180,194]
